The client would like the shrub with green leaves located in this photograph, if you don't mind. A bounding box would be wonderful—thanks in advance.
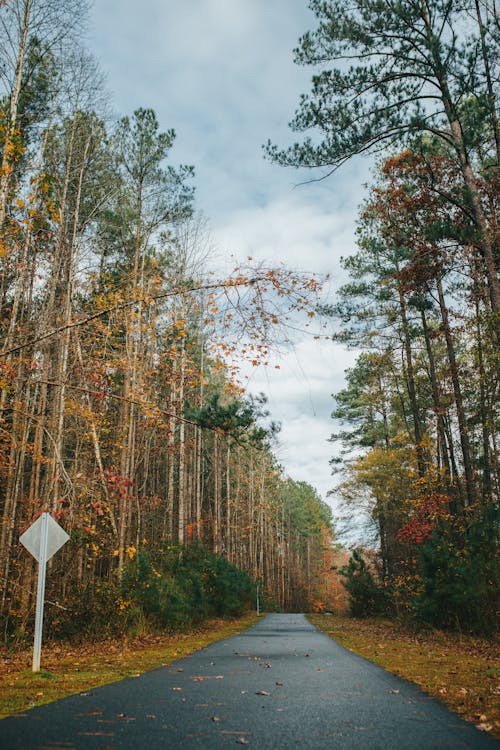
[340,549,388,618]
[7,545,254,643]
[121,544,254,631]
[413,503,499,633]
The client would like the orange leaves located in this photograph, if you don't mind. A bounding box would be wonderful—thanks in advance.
[0,361,15,389]
[126,545,137,560]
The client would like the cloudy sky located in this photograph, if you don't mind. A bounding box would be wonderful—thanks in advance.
[88,0,372,512]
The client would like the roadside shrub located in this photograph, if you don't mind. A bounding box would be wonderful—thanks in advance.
[340,549,388,618]
[49,581,127,640]
[413,503,499,634]
[208,554,254,616]
[15,544,255,643]
[121,544,254,631]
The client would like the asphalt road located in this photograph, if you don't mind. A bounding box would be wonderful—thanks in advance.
[0,613,498,749]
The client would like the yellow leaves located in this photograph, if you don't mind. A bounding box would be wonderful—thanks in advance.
[116,596,131,612]
[4,140,17,158]
[126,545,137,560]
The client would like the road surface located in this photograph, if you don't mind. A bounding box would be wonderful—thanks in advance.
[0,613,497,749]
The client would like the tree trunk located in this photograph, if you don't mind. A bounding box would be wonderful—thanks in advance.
[420,308,453,492]
[398,288,426,476]
[473,297,493,500]
[177,342,186,544]
[435,276,476,506]
[0,0,33,229]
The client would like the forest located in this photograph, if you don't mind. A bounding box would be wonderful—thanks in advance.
[267,0,499,633]
[0,0,498,645]
[0,0,337,640]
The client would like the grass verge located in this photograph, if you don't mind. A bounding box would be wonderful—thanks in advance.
[0,611,259,718]
[309,613,500,739]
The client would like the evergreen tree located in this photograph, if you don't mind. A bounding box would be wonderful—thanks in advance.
[266,0,499,315]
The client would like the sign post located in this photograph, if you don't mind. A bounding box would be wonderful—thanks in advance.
[20,512,69,672]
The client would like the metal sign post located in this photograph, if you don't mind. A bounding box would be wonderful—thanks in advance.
[20,512,69,672]
[32,512,48,672]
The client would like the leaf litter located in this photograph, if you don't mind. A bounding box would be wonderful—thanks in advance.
[0,613,259,718]
[309,613,500,739]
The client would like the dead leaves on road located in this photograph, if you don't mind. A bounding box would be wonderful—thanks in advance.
[310,613,500,739]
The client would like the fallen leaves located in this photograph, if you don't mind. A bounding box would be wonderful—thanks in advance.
[478,723,494,733]
[0,613,260,720]
[309,613,500,739]
[75,710,103,717]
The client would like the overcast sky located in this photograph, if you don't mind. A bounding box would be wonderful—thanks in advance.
[87,0,372,513]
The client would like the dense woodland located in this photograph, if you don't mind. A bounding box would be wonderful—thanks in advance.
[0,0,337,640]
[0,0,498,641]
[268,0,499,632]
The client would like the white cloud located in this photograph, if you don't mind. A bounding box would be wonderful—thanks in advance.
[238,337,359,503]
[212,191,359,276]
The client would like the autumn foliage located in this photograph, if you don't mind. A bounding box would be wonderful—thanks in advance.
[0,5,335,642]
[330,143,499,633]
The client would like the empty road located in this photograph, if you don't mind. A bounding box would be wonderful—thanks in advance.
[0,613,497,749]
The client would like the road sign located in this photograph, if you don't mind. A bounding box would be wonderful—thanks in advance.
[20,513,69,563]
[20,513,69,672]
